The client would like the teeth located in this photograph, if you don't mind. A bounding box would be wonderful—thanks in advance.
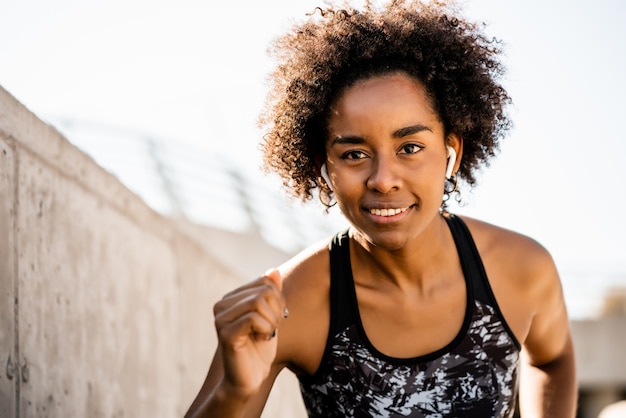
[369,207,408,217]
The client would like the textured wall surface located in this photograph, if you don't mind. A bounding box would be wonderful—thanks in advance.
[0,127,17,418]
[0,85,306,417]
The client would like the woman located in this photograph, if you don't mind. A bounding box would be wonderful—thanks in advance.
[185,1,577,417]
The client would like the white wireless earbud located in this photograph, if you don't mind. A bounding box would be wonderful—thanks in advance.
[445,146,457,179]
[320,163,333,192]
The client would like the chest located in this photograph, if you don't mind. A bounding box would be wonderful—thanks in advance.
[356,279,468,358]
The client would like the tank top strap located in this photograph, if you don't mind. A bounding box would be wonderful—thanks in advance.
[445,214,521,350]
[444,214,492,305]
[328,230,354,337]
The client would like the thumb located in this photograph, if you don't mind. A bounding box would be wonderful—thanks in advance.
[264,268,282,290]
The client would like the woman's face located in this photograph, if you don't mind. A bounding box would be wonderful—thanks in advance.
[325,72,457,250]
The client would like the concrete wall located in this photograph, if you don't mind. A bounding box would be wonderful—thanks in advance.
[0,85,306,418]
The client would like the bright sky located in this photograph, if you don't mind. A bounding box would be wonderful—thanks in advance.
[1,0,625,315]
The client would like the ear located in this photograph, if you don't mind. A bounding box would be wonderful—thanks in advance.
[445,134,463,178]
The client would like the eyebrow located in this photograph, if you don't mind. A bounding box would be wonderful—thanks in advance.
[331,135,364,146]
[393,124,433,138]
[330,124,433,146]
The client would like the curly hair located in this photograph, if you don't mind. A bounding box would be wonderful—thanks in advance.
[259,0,511,202]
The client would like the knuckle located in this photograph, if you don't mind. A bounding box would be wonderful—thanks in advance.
[250,295,269,313]
[213,301,222,316]
[260,277,278,291]
[213,298,231,317]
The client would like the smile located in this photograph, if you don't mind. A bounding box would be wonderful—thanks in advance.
[368,207,409,217]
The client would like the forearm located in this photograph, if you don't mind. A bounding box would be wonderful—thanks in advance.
[518,338,577,418]
[185,381,250,418]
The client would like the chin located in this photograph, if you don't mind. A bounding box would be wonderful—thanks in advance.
[355,229,411,252]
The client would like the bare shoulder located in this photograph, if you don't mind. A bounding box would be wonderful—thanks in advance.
[459,215,564,345]
[460,215,556,277]
[274,236,332,375]
[280,237,331,290]
[279,235,332,310]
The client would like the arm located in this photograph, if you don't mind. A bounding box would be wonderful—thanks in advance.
[185,270,287,418]
[518,253,577,418]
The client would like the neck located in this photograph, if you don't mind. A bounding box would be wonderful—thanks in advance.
[349,215,458,294]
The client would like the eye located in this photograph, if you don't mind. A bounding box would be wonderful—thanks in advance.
[398,143,423,155]
[341,150,369,160]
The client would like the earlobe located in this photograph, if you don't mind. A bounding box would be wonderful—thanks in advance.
[445,146,457,179]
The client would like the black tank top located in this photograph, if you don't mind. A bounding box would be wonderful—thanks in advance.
[298,214,521,418]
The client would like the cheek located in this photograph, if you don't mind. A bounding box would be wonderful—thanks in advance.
[330,176,366,212]
[332,180,361,207]
[414,161,448,190]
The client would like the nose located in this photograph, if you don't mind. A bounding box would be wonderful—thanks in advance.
[366,156,400,193]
